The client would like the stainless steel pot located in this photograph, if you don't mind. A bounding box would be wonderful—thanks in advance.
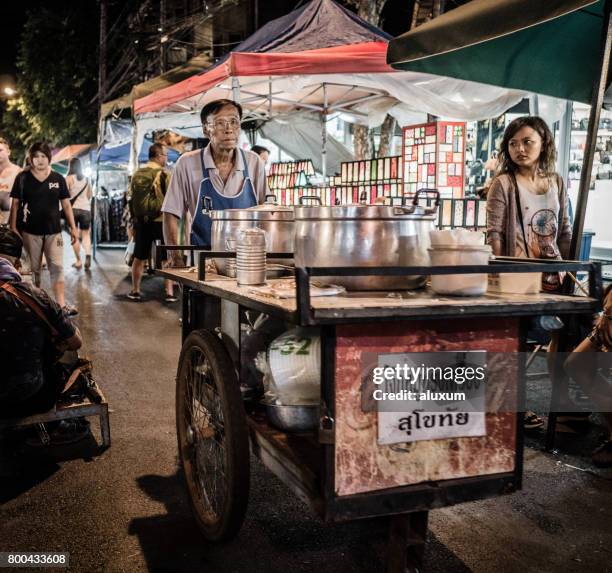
[211,197,294,276]
[261,400,319,432]
[294,195,438,291]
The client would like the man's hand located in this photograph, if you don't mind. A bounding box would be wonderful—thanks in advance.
[70,226,79,245]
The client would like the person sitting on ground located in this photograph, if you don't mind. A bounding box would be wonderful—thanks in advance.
[564,284,612,467]
[127,143,176,302]
[66,158,93,270]
[0,227,89,443]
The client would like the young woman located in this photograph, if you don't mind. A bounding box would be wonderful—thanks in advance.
[487,116,572,289]
[9,142,79,315]
[66,158,93,270]
[487,116,573,430]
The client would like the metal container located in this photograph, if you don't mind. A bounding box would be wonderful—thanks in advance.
[237,228,267,286]
[261,400,319,432]
[294,194,438,290]
[211,196,294,276]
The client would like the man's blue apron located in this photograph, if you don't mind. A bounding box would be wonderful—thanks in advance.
[191,148,257,248]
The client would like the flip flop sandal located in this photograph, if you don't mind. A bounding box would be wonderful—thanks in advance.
[524,411,544,429]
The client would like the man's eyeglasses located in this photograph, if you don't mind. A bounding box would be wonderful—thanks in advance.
[207,118,241,131]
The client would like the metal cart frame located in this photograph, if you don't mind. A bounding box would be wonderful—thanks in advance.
[157,248,601,572]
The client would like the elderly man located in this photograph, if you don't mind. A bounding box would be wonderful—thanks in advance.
[162,99,268,264]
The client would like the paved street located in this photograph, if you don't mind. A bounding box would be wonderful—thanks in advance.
[1,249,611,573]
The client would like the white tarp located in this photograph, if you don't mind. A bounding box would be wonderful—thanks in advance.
[134,110,353,175]
[259,114,353,174]
[136,71,529,124]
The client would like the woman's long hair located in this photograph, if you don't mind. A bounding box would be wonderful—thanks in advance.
[497,116,557,177]
[68,157,84,181]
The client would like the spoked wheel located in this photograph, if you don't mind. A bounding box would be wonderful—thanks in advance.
[176,329,250,541]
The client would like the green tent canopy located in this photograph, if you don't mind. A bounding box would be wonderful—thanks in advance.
[387,0,606,104]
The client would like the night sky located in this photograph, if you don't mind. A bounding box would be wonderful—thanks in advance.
[0,5,28,80]
[0,0,417,82]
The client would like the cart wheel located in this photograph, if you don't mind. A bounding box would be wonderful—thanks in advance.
[176,329,250,541]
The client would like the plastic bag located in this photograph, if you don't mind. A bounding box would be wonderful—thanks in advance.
[264,329,320,405]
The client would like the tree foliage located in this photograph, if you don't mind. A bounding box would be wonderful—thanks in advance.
[0,97,41,165]
[344,0,395,159]
[14,3,99,147]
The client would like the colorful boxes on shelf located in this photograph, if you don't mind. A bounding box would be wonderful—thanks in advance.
[403,121,466,198]
[340,156,401,185]
[267,160,315,193]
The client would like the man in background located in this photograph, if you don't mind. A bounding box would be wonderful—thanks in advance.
[0,137,21,225]
[127,143,176,302]
[251,144,270,165]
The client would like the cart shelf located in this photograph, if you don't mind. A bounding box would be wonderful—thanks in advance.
[158,269,599,324]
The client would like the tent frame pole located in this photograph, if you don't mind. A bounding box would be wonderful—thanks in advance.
[322,83,328,177]
[557,101,573,190]
[570,0,612,260]
[232,77,241,104]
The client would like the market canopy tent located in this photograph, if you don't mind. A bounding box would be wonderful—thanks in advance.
[51,144,95,165]
[387,0,612,260]
[135,0,528,175]
[134,0,525,122]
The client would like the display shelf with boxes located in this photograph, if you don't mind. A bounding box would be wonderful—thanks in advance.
[267,159,316,193]
[335,155,403,204]
[402,121,466,198]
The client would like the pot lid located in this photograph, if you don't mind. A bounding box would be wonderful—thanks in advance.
[248,202,294,212]
[210,207,294,221]
[294,204,437,220]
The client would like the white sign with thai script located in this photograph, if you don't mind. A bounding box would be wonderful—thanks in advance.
[378,410,486,445]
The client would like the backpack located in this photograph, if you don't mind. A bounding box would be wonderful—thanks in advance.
[129,167,168,222]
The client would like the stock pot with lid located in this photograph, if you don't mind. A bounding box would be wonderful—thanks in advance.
[294,191,439,290]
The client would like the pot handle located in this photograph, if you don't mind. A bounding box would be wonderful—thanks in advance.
[264,194,278,205]
[202,196,213,214]
[392,205,417,215]
[412,188,440,207]
[413,188,440,216]
[299,195,322,205]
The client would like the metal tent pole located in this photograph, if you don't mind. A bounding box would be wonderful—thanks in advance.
[557,101,573,189]
[321,83,328,177]
[570,0,612,260]
[232,77,242,104]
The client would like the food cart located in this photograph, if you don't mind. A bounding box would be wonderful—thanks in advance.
[157,248,601,572]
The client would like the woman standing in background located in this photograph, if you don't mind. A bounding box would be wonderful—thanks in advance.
[66,158,93,270]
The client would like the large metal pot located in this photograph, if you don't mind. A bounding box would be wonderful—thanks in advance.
[294,197,438,291]
[211,198,294,275]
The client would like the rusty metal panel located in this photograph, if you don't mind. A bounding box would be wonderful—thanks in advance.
[334,318,519,496]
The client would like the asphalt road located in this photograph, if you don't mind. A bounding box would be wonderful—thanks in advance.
[1,249,611,573]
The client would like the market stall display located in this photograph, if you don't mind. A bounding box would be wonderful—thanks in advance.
[402,121,466,198]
